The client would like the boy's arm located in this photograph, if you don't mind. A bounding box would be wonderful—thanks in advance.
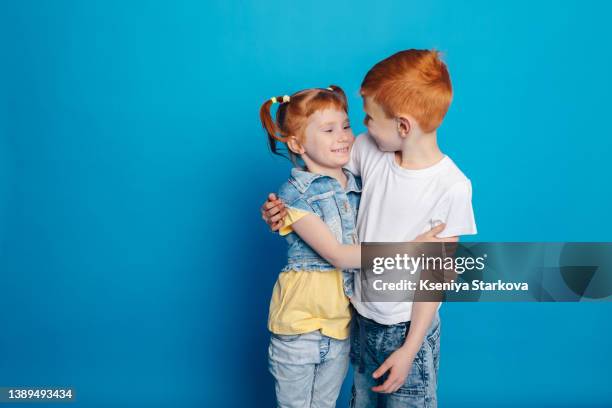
[371,301,440,393]
[372,182,476,393]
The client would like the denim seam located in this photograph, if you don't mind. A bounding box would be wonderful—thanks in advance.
[319,337,331,362]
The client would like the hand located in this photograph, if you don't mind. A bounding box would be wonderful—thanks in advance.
[371,346,414,394]
[261,193,287,232]
[414,223,458,242]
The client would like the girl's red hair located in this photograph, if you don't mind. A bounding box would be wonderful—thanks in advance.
[259,85,348,161]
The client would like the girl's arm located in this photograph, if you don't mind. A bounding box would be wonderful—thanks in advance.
[290,213,360,269]
[290,214,455,270]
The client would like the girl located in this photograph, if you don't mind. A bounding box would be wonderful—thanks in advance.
[260,85,362,408]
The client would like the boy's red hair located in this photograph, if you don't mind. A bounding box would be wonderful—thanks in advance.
[360,49,452,133]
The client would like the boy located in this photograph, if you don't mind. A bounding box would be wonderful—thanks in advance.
[262,49,476,407]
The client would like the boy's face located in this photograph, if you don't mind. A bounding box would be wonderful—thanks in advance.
[362,96,402,152]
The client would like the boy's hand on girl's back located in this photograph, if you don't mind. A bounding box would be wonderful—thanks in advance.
[371,346,414,394]
[261,193,287,232]
[414,223,458,242]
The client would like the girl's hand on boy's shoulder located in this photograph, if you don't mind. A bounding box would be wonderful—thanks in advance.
[261,193,287,232]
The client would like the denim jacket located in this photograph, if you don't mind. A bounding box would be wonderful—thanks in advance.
[277,167,361,297]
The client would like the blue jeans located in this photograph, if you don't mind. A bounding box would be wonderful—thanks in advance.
[268,330,350,408]
[349,312,441,408]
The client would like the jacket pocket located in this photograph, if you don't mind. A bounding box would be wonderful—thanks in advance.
[307,191,342,240]
[306,190,335,203]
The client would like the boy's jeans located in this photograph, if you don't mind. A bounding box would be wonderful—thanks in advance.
[349,312,441,408]
[268,330,350,408]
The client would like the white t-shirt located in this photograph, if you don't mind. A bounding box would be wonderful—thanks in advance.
[345,132,477,324]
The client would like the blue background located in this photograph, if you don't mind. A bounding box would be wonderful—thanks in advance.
[1,1,611,407]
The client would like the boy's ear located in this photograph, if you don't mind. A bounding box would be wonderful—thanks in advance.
[287,136,305,154]
[396,116,411,138]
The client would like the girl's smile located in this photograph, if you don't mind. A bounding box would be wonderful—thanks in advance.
[298,108,354,172]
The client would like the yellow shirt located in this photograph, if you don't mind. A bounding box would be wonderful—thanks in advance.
[268,209,351,340]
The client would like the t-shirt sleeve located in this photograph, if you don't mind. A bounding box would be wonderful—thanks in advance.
[278,199,316,236]
[433,180,477,238]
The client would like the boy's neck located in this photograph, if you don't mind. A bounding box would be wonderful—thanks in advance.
[395,130,444,170]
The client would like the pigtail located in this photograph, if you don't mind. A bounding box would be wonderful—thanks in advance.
[327,85,348,113]
[259,97,289,157]
[260,86,347,164]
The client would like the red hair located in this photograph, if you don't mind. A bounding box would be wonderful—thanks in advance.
[259,85,348,160]
[360,49,452,133]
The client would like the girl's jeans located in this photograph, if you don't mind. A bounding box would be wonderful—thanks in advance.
[268,330,350,408]
[349,312,441,408]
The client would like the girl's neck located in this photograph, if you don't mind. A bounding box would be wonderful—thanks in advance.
[303,162,347,189]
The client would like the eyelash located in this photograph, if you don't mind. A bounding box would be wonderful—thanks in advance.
[323,124,351,132]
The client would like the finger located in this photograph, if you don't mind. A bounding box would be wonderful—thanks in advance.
[389,381,402,394]
[266,199,287,213]
[263,200,280,211]
[266,205,282,217]
[270,213,285,224]
[270,209,287,223]
[431,237,459,242]
[261,207,279,218]
[268,193,278,201]
[389,377,405,394]
[434,235,458,242]
[372,361,391,379]
[427,223,446,236]
[371,384,385,393]
[271,220,283,231]
[371,377,396,394]
[382,376,400,393]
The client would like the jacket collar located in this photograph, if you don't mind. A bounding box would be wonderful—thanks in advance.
[289,167,361,194]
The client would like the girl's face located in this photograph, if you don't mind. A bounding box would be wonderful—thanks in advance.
[298,108,354,170]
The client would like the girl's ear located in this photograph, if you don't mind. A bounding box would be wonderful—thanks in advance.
[287,136,305,154]
[396,116,411,138]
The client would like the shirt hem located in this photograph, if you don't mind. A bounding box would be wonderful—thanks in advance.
[268,324,349,340]
[350,301,413,325]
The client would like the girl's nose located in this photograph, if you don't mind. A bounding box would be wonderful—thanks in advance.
[337,130,351,142]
